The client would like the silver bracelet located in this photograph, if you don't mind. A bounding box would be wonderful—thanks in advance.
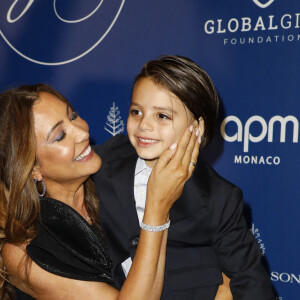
[140,220,171,232]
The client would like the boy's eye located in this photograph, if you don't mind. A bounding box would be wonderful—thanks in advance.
[130,109,142,116]
[158,113,171,120]
[55,131,66,142]
[70,112,78,121]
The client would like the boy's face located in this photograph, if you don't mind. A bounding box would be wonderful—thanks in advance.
[127,77,194,168]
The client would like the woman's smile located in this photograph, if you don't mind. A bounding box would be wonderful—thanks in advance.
[74,144,94,161]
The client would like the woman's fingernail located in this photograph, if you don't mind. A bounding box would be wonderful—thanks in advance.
[196,129,199,137]
[198,136,202,144]
[189,125,193,132]
[170,143,177,150]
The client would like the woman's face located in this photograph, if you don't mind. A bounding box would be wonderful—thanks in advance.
[33,92,101,191]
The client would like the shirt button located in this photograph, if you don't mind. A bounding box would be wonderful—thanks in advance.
[131,236,139,247]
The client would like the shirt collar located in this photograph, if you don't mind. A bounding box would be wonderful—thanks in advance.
[135,157,152,176]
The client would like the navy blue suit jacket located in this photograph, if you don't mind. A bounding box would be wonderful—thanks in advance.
[93,135,275,300]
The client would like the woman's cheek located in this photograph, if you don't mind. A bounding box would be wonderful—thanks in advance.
[80,119,89,131]
[61,146,73,159]
[49,144,74,163]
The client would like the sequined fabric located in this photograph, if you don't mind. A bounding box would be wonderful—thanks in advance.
[26,197,114,283]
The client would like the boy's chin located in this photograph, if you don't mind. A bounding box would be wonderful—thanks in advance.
[136,154,159,167]
[133,147,160,159]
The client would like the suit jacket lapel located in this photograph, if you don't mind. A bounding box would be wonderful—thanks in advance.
[170,162,210,224]
[108,153,140,237]
[106,150,211,232]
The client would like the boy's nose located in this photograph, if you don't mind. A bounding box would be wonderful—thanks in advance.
[138,116,153,131]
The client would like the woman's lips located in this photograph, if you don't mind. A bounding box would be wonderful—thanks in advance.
[74,145,94,162]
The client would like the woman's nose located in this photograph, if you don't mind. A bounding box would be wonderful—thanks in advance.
[74,125,89,143]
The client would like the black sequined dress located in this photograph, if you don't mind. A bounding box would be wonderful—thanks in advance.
[15,197,114,299]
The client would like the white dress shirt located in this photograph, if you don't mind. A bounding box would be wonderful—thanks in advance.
[121,157,152,276]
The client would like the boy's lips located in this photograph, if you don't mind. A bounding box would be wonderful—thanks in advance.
[136,136,159,147]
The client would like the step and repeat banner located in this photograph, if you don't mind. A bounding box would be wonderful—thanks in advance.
[0,1,299,299]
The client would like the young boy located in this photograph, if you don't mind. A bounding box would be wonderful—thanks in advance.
[93,55,274,299]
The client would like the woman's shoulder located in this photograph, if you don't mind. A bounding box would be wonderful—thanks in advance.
[2,243,26,276]
[3,240,116,300]
[2,243,33,297]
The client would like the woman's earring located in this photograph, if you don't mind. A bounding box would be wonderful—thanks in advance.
[34,178,46,197]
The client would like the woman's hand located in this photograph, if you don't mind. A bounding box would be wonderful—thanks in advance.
[145,122,200,224]
[214,273,233,300]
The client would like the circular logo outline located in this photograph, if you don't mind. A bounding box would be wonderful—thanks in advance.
[53,0,104,23]
[252,0,275,9]
[0,0,125,66]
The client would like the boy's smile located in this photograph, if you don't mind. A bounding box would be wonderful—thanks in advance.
[136,137,159,147]
[127,77,194,168]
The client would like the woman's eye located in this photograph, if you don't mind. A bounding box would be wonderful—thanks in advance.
[158,113,171,120]
[70,112,78,121]
[130,109,142,116]
[55,131,66,142]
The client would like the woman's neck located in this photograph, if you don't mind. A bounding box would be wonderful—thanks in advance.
[45,180,85,211]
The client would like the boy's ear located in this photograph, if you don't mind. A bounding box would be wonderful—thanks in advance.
[32,166,42,181]
[198,117,205,136]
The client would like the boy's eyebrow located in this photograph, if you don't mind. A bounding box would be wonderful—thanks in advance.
[130,102,176,113]
[152,106,176,113]
[130,102,141,107]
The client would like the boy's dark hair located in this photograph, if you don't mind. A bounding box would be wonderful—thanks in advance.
[134,55,219,149]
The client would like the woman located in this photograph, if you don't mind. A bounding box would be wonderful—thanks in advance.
[0,84,200,299]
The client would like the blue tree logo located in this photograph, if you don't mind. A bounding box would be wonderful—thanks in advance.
[104,102,124,136]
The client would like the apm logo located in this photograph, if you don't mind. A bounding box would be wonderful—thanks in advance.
[252,0,275,9]
[221,115,299,152]
[220,115,299,165]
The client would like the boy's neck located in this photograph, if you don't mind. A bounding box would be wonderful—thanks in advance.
[144,158,157,169]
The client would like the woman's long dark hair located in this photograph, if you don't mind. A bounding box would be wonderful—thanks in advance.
[0,84,100,299]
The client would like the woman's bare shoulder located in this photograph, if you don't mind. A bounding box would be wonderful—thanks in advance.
[2,243,26,273]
